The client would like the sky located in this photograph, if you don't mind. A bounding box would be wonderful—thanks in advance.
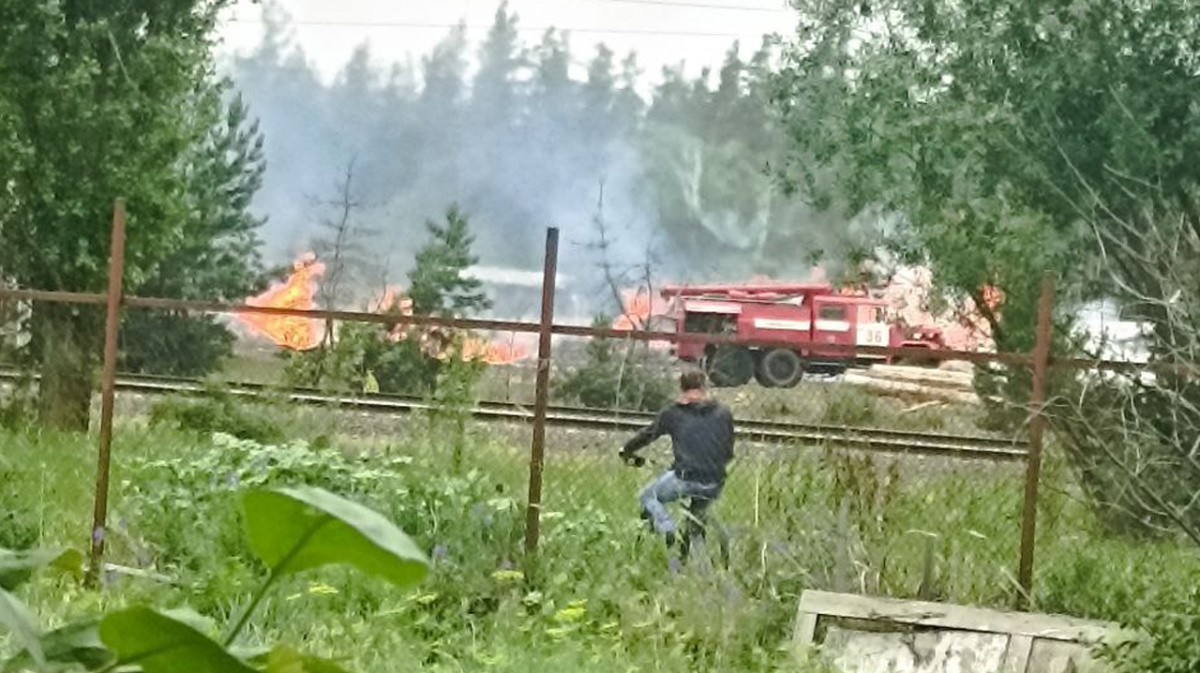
[217,0,799,84]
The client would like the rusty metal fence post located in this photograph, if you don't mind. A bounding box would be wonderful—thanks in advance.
[524,227,560,555]
[87,200,127,586]
[1017,272,1056,607]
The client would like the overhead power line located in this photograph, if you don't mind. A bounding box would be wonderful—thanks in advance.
[575,0,789,12]
[225,17,780,40]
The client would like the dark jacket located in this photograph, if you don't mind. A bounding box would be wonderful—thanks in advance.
[623,399,735,485]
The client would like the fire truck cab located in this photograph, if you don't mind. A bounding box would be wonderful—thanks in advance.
[661,283,935,387]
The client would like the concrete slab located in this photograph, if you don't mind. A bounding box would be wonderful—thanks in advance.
[793,591,1116,673]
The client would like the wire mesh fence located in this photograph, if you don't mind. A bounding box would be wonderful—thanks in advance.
[4,215,1198,615]
[0,294,1039,604]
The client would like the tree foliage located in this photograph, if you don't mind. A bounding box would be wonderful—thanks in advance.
[775,0,1200,350]
[120,92,268,377]
[0,0,264,424]
[408,205,491,318]
[774,0,1200,548]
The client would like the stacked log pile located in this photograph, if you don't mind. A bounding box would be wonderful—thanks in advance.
[843,363,980,405]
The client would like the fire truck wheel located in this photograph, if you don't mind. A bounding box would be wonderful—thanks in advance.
[706,346,754,387]
[757,348,803,388]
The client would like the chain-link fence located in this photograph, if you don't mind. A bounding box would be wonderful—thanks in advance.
[4,217,1197,614]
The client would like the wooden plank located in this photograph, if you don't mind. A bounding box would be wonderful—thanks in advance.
[793,612,819,646]
[797,591,1112,642]
[1000,635,1034,673]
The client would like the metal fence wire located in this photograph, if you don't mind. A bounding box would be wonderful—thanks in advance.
[3,209,1195,609]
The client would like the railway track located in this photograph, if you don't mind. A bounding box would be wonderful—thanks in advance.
[0,370,1028,462]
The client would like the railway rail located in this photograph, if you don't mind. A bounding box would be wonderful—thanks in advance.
[0,370,1028,462]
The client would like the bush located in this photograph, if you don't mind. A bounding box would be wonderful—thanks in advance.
[118,311,235,377]
[1100,576,1200,673]
[285,322,442,395]
[149,387,283,443]
[555,317,675,412]
[115,431,523,606]
[0,373,35,430]
[0,463,37,549]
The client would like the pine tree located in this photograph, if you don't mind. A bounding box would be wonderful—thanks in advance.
[418,23,469,160]
[472,2,524,127]
[614,53,645,135]
[530,28,574,133]
[407,205,491,317]
[120,90,268,377]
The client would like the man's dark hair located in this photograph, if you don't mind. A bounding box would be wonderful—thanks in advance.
[680,370,707,392]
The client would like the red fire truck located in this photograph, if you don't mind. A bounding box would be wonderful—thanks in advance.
[658,282,944,387]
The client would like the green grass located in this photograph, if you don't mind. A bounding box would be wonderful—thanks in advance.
[1,417,1197,671]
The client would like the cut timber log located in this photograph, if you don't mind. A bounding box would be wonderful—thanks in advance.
[864,364,974,390]
[843,372,980,405]
[937,359,975,375]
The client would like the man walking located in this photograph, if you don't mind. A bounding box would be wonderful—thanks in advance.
[620,370,735,553]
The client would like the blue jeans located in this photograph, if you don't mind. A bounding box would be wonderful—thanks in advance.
[639,470,721,536]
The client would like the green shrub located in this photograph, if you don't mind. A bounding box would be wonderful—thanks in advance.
[1100,575,1200,673]
[0,463,37,549]
[284,322,442,395]
[117,433,520,576]
[149,388,283,443]
[556,317,675,412]
[0,372,36,430]
[0,484,428,673]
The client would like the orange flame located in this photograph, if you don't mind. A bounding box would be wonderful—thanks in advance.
[236,253,326,350]
[236,255,531,365]
[611,287,673,350]
[612,287,671,332]
[613,268,998,352]
[368,285,532,365]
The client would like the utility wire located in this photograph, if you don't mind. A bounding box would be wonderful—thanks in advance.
[226,17,781,39]
[566,0,788,12]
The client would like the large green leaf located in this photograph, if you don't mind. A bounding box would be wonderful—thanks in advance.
[2,620,113,673]
[98,607,255,673]
[0,548,84,590]
[0,588,42,667]
[242,487,428,588]
[257,646,353,673]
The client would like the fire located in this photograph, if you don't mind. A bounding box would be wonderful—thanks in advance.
[459,334,532,365]
[871,266,996,351]
[236,254,531,365]
[370,284,532,365]
[235,253,326,350]
[612,287,671,331]
[612,266,998,352]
